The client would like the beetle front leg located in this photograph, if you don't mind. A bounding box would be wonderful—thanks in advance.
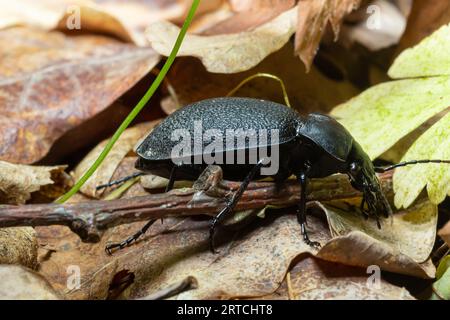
[297,171,321,248]
[96,172,144,190]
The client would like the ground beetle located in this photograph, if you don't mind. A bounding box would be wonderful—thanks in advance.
[100,97,450,254]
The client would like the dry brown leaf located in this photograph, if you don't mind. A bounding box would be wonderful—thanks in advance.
[0,27,159,164]
[0,228,38,269]
[396,0,450,55]
[36,196,436,299]
[0,0,222,45]
[201,0,296,35]
[0,265,60,300]
[0,160,69,204]
[36,213,328,299]
[148,2,358,72]
[228,0,290,12]
[324,200,437,263]
[161,43,358,116]
[261,255,415,300]
[438,222,450,246]
[295,0,361,70]
[72,121,159,198]
[317,199,437,279]
[146,7,298,73]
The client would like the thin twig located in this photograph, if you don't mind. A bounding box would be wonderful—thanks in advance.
[0,166,393,243]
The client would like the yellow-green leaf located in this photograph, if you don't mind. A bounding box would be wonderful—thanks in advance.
[389,24,450,79]
[393,113,450,208]
[330,76,450,160]
[431,256,450,300]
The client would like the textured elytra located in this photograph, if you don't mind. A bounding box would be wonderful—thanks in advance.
[137,97,353,162]
[137,97,301,160]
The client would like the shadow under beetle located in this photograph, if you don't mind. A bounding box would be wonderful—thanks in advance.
[99,97,450,254]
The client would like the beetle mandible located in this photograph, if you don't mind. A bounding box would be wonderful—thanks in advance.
[100,97,449,254]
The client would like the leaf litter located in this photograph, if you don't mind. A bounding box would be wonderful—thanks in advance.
[0,0,448,301]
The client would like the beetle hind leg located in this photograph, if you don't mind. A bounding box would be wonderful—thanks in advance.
[209,159,266,254]
[104,166,180,254]
[105,219,156,255]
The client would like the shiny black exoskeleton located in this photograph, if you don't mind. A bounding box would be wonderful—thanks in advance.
[105,97,393,253]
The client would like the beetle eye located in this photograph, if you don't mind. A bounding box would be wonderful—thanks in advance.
[349,162,359,175]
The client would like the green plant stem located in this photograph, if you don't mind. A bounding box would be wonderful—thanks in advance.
[55,0,200,204]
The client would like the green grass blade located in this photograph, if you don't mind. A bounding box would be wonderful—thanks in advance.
[56,0,200,204]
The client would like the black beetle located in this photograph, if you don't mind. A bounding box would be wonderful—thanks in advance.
[101,97,449,254]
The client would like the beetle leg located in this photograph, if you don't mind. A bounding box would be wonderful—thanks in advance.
[105,219,157,255]
[96,172,144,190]
[165,165,178,193]
[209,159,266,254]
[104,166,180,254]
[159,165,180,225]
[359,195,370,219]
[297,170,321,249]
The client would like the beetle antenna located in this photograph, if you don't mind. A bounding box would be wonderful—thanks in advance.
[374,160,450,173]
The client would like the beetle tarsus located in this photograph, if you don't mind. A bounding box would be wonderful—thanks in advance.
[104,219,157,254]
[209,159,266,254]
[296,168,320,248]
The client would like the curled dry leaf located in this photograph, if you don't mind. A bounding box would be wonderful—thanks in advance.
[73,121,159,198]
[0,160,69,204]
[0,27,159,164]
[260,255,415,300]
[0,0,221,45]
[146,7,298,74]
[161,43,358,116]
[0,265,60,300]
[0,227,38,269]
[393,113,450,208]
[201,0,296,36]
[295,0,361,70]
[319,199,437,278]
[148,1,360,72]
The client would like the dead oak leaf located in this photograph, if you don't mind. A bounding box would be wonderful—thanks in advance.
[260,255,415,300]
[201,0,296,35]
[0,0,222,46]
[161,43,358,116]
[146,7,298,74]
[37,199,435,299]
[0,160,68,204]
[295,0,361,70]
[147,1,359,73]
[0,27,159,164]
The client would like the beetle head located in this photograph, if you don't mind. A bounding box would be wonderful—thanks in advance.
[346,141,392,223]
